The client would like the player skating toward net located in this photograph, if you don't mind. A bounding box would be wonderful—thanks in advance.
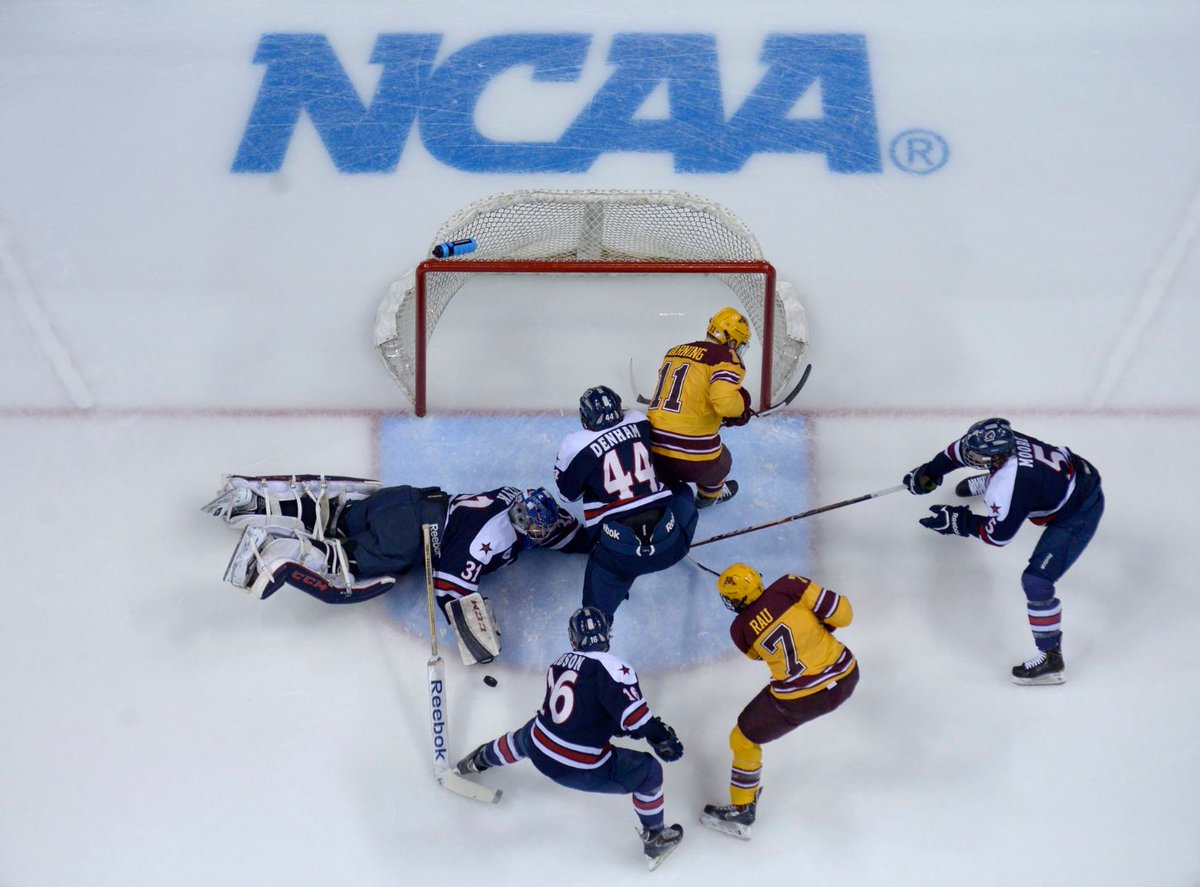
[903,418,1105,685]
[554,386,698,623]
[699,564,859,840]
[645,307,754,508]
[455,607,685,871]
[202,477,588,665]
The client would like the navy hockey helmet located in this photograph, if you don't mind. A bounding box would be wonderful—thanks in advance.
[508,488,560,542]
[568,606,610,653]
[579,385,623,432]
[962,417,1015,471]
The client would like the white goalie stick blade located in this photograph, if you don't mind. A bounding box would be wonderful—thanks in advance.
[436,769,503,804]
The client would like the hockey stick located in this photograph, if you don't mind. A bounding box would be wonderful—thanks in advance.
[752,363,811,417]
[423,523,502,804]
[686,555,721,576]
[690,484,905,547]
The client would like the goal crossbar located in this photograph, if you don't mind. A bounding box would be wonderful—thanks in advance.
[413,258,777,417]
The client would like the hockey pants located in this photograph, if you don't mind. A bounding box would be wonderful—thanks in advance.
[479,719,666,831]
[1022,467,1104,651]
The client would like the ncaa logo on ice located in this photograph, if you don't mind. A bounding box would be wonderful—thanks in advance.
[232,32,946,176]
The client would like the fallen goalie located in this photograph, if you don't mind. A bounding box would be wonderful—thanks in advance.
[202,474,591,664]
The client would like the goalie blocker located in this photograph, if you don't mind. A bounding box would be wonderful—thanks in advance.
[444,593,502,665]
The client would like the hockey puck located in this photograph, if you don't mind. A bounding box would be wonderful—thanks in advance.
[483,675,498,687]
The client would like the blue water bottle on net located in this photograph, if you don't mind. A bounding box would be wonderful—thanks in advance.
[432,238,478,258]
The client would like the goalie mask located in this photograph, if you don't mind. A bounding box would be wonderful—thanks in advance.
[579,385,623,431]
[962,417,1015,471]
[718,563,764,612]
[706,306,752,358]
[508,488,560,542]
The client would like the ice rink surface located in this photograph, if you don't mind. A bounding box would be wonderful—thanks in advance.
[2,2,1199,885]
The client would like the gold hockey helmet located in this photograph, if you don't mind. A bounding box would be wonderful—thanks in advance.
[706,307,752,356]
[717,563,764,612]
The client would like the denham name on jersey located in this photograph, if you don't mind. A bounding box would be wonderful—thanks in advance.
[530,649,654,770]
[554,410,672,527]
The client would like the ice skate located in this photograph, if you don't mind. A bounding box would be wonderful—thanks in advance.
[1011,648,1065,685]
[955,473,990,497]
[696,480,738,509]
[223,526,271,589]
[455,743,493,776]
[201,485,261,521]
[640,822,683,871]
[700,793,757,840]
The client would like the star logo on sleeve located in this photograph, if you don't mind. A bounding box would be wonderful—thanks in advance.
[480,542,492,554]
[620,665,630,675]
[990,503,1000,515]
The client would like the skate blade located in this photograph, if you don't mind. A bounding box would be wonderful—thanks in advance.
[699,814,752,840]
[1011,672,1066,686]
[645,841,681,872]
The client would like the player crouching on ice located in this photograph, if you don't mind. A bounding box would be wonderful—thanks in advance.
[202,475,590,665]
[455,607,686,871]
[645,306,754,509]
[903,418,1104,685]
[701,564,859,841]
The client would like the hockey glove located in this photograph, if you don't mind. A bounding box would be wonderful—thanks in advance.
[919,504,973,537]
[640,716,684,762]
[721,389,753,427]
[903,462,943,495]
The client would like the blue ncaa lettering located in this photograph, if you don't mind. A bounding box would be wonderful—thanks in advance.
[232,32,881,175]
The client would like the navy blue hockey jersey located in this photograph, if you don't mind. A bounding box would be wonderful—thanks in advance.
[553,410,672,528]
[935,431,1098,546]
[529,649,655,770]
[433,487,584,603]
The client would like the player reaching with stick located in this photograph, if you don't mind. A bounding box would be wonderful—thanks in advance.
[903,418,1105,685]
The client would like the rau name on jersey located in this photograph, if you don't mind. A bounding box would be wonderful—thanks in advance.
[232,32,881,175]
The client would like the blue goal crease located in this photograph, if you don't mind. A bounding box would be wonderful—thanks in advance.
[378,414,812,671]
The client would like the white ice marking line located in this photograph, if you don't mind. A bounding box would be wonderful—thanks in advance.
[0,228,95,409]
[1090,179,1200,409]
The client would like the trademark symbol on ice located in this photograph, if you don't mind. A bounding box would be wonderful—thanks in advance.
[889,128,949,175]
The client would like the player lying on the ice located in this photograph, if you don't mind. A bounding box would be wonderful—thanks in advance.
[202,475,591,665]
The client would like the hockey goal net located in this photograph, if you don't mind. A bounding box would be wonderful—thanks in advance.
[375,189,809,416]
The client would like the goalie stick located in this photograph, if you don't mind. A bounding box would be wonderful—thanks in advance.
[629,358,812,416]
[690,484,905,547]
[422,524,502,804]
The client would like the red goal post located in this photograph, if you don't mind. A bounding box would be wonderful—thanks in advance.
[375,190,809,416]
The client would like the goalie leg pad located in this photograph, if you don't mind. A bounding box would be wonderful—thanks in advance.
[444,593,502,666]
[204,474,381,535]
